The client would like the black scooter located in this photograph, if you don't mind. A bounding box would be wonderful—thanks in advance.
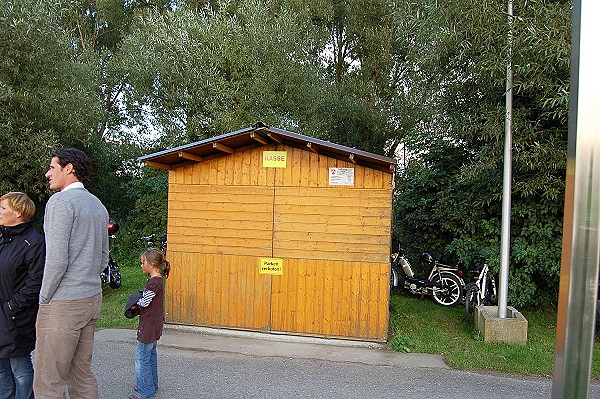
[390,247,464,306]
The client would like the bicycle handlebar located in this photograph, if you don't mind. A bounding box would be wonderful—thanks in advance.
[137,234,166,248]
[138,234,166,241]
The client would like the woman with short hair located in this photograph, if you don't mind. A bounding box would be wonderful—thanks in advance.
[0,192,45,399]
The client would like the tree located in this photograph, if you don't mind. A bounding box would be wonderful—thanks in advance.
[0,0,152,224]
[114,0,330,147]
[391,0,571,306]
[280,0,400,154]
[2,0,572,306]
[0,0,101,208]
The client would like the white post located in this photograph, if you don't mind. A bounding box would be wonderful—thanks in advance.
[497,0,513,319]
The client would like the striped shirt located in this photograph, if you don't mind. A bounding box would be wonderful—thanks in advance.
[137,289,156,308]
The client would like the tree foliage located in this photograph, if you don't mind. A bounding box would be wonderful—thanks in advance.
[115,0,328,146]
[391,0,571,306]
[289,0,399,153]
[0,0,572,305]
[0,0,100,207]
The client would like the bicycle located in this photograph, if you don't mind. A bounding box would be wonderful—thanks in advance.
[463,259,497,324]
[138,233,167,252]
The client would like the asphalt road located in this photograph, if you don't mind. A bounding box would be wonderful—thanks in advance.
[91,326,600,399]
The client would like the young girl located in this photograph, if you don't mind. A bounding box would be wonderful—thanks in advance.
[130,249,171,399]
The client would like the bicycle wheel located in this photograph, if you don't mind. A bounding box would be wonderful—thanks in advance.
[431,273,463,306]
[483,277,498,305]
[464,283,479,324]
[390,268,399,292]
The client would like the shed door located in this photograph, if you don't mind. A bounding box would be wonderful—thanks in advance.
[165,182,276,332]
[269,185,391,341]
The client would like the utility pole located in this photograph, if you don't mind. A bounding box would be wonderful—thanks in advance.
[497,0,513,319]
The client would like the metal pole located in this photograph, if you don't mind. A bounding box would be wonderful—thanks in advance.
[497,0,513,319]
[552,1,600,397]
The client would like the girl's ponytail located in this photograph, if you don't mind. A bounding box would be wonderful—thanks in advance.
[162,259,171,280]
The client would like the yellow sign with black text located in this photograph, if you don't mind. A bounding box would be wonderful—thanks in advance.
[259,258,283,275]
[262,151,287,168]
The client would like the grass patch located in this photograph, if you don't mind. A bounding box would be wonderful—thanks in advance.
[389,291,600,379]
[98,260,146,329]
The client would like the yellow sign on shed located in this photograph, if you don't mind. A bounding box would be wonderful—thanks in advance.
[260,258,283,275]
[262,151,287,168]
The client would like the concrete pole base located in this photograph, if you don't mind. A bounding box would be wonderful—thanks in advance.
[474,306,528,345]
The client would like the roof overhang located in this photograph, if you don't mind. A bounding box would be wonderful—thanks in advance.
[138,124,397,173]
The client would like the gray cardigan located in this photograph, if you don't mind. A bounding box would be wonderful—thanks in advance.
[40,187,109,304]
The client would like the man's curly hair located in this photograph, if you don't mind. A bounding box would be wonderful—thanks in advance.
[52,148,92,183]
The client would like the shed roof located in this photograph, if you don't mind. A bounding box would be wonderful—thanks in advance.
[138,123,397,173]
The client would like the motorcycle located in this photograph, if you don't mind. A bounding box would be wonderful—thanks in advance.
[101,220,122,289]
[390,247,464,306]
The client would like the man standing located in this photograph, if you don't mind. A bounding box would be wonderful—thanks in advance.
[33,148,109,399]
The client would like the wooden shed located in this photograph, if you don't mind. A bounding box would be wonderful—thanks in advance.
[138,123,396,342]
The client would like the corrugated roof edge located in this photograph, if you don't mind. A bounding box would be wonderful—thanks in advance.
[137,125,254,162]
[268,126,396,165]
[137,124,397,168]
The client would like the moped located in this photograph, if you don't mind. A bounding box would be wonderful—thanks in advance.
[390,247,464,306]
[101,220,122,289]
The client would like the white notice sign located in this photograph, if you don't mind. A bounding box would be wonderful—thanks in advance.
[329,168,355,186]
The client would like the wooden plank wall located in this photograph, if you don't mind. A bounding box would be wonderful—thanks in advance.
[165,145,276,330]
[271,259,388,339]
[165,143,393,341]
[165,252,272,330]
[273,186,391,263]
[271,145,392,340]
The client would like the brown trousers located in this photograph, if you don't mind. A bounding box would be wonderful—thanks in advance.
[33,293,102,399]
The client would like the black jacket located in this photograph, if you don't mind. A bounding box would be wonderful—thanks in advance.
[124,290,143,319]
[0,221,45,358]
